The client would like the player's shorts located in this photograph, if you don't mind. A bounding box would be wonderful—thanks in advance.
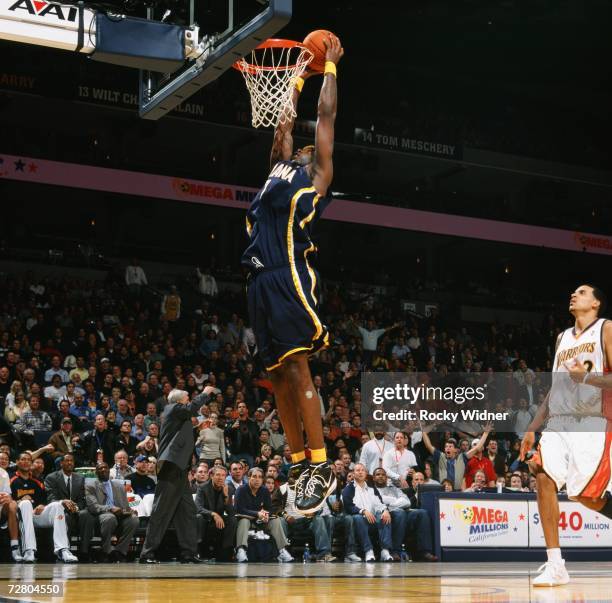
[246,262,329,371]
[538,415,612,499]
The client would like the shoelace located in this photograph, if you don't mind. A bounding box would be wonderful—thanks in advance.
[295,470,309,499]
[303,470,330,499]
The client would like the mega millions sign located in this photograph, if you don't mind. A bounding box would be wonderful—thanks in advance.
[440,499,529,547]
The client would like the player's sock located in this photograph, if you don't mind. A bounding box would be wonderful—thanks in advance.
[291,451,306,464]
[310,448,327,464]
[546,548,562,563]
[597,495,612,519]
[10,540,18,548]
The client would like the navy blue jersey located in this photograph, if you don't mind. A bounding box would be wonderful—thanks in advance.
[242,160,331,370]
[241,160,331,273]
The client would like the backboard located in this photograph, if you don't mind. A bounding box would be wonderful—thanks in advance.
[138,0,292,120]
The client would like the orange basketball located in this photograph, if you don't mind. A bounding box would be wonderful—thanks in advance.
[303,29,337,72]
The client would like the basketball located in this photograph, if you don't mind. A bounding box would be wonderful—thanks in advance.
[303,29,338,72]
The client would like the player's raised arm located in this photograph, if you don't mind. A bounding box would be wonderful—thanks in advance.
[270,86,300,169]
[311,35,344,196]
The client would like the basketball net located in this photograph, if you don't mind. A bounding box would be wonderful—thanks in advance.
[235,41,313,129]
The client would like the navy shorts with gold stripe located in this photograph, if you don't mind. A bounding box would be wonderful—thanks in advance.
[247,262,329,371]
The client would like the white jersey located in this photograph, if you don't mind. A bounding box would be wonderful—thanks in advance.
[549,318,608,416]
[0,467,10,495]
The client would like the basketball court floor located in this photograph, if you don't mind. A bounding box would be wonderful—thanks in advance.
[2,562,612,602]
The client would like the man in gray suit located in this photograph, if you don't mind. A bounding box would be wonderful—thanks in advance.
[139,387,213,563]
[45,453,96,562]
[85,462,140,562]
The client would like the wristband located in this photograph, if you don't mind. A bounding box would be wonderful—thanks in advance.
[582,372,590,384]
[324,61,337,77]
[295,76,305,93]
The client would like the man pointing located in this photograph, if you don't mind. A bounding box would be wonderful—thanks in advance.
[140,387,214,563]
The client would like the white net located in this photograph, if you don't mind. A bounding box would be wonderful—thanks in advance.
[236,43,314,129]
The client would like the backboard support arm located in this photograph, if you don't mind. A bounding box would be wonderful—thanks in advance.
[138,0,291,121]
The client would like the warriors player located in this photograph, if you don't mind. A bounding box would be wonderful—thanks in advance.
[241,35,344,514]
[520,284,611,586]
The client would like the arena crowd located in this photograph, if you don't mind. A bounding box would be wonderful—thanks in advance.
[0,264,558,563]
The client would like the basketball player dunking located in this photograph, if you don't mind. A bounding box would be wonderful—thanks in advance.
[241,35,344,514]
[520,284,612,586]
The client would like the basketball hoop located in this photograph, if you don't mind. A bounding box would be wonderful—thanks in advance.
[234,39,313,129]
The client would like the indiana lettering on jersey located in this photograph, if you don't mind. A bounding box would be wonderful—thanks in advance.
[269,162,297,183]
[556,342,597,369]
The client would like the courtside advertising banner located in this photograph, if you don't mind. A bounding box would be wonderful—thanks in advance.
[439,498,529,547]
[528,500,612,547]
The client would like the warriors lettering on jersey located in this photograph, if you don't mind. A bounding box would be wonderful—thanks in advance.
[556,342,597,369]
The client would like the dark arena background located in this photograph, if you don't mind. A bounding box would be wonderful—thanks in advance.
[1,0,612,601]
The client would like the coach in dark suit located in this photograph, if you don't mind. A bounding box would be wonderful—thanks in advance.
[196,465,236,561]
[139,387,212,563]
[45,452,97,561]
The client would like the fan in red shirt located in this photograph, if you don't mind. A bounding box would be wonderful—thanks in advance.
[463,437,497,488]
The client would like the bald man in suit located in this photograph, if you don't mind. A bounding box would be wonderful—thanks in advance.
[139,387,213,563]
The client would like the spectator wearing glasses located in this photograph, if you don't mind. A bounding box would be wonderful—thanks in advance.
[110,450,134,480]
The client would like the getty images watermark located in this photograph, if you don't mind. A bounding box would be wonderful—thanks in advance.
[370,381,490,423]
[360,371,605,434]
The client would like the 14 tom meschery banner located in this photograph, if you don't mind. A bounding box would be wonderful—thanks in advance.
[1,153,612,256]
[354,127,463,160]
